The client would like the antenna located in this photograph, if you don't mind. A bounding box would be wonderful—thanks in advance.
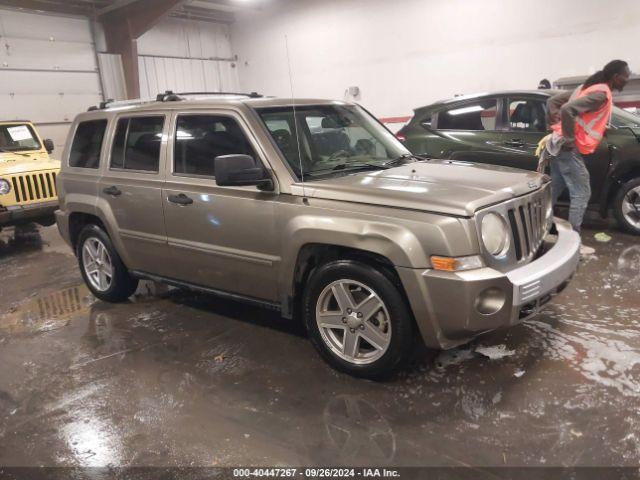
[285,34,306,198]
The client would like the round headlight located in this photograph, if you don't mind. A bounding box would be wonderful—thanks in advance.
[481,213,509,256]
[0,179,10,195]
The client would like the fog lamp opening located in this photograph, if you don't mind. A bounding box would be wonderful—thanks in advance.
[475,287,506,315]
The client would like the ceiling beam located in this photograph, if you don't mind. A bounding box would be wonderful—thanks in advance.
[187,0,262,12]
[100,0,185,99]
[95,0,139,16]
[99,0,185,38]
[0,0,93,16]
[171,12,233,24]
[177,4,235,22]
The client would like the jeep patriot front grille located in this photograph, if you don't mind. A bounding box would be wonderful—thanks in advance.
[476,183,552,271]
[507,193,547,261]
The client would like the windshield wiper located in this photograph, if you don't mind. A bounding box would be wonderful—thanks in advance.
[383,153,430,167]
[330,162,389,171]
[0,147,29,155]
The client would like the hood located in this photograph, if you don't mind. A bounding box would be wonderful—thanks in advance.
[0,151,60,175]
[296,160,547,217]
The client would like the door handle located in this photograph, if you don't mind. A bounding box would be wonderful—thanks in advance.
[167,193,194,205]
[103,186,122,196]
[504,139,525,147]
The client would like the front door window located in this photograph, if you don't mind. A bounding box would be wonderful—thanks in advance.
[174,115,257,177]
[508,99,547,132]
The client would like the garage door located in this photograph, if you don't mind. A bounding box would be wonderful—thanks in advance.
[0,8,103,155]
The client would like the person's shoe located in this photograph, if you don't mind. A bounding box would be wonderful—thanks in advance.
[580,244,595,256]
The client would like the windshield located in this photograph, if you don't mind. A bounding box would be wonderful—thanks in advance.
[256,104,409,180]
[611,107,640,128]
[0,124,41,152]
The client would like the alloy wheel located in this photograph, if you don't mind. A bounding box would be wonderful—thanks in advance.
[82,237,113,292]
[315,279,391,365]
[622,186,640,229]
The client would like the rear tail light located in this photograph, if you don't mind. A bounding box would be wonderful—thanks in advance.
[396,132,406,142]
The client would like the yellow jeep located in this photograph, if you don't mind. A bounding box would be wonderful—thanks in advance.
[0,121,60,230]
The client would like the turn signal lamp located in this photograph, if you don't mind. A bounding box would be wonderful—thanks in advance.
[431,255,484,272]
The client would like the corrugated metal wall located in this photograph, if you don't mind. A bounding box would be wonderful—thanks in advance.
[137,18,239,99]
[138,56,238,98]
[98,53,127,101]
[0,8,103,153]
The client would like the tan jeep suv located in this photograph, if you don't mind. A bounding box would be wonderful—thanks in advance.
[55,92,580,378]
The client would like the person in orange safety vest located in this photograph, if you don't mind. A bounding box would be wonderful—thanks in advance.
[546,60,630,255]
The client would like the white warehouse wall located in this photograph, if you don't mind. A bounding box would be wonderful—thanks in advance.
[231,0,640,124]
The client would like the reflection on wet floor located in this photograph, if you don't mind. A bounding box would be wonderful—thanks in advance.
[617,244,640,281]
[0,224,639,468]
[1,284,93,335]
[0,223,44,255]
[324,395,396,464]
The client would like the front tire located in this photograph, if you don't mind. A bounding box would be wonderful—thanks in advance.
[76,224,138,302]
[303,260,415,379]
[614,178,640,235]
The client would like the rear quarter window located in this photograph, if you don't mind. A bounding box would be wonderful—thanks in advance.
[69,119,108,169]
[437,100,498,131]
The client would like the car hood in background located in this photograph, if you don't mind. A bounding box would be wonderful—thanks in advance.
[0,152,60,174]
[296,159,547,217]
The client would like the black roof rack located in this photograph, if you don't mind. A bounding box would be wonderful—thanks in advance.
[87,90,264,111]
[155,90,263,101]
[87,98,145,111]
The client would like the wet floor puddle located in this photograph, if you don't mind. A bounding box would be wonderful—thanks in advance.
[0,284,95,335]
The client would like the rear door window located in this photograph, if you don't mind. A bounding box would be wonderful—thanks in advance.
[69,120,108,168]
[111,116,164,172]
[438,100,498,131]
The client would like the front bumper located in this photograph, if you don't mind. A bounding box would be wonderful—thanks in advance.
[397,218,580,349]
[0,200,58,227]
[54,209,71,246]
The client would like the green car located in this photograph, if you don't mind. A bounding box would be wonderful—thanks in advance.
[397,90,640,235]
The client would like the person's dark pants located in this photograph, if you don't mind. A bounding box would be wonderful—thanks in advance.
[550,149,591,233]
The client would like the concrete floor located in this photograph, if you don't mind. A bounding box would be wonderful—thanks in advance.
[0,222,639,469]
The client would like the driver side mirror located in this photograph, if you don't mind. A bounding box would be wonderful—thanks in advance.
[214,154,273,191]
[43,139,54,154]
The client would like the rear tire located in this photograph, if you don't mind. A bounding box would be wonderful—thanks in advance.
[613,178,640,235]
[76,224,138,302]
[302,260,415,379]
